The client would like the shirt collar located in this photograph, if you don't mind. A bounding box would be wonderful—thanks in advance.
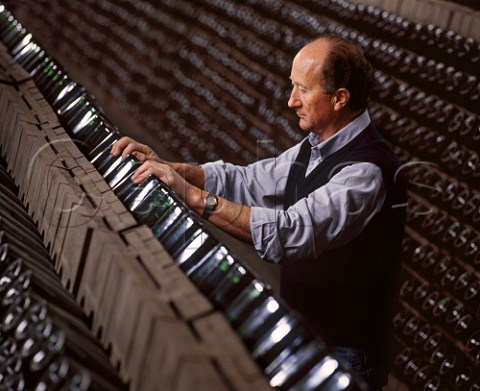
[307,110,371,158]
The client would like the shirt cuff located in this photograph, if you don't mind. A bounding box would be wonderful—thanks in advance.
[201,160,227,197]
[250,206,284,263]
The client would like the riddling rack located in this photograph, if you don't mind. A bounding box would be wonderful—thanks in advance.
[0,4,368,391]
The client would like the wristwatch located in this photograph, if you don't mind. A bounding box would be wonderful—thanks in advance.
[202,193,218,219]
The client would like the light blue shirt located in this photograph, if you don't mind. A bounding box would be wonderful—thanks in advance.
[203,110,386,263]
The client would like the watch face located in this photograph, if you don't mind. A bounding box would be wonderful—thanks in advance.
[205,195,218,208]
[202,194,218,219]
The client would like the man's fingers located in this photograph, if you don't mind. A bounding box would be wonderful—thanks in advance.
[132,151,148,161]
[111,136,136,157]
[131,164,150,185]
[131,162,175,188]
[121,143,148,160]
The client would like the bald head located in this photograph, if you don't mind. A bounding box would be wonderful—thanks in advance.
[292,38,331,92]
[295,35,373,112]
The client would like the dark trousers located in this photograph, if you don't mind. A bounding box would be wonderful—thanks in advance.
[332,347,386,391]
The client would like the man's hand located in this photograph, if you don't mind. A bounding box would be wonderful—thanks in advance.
[111,136,162,162]
[109,137,251,243]
[111,136,206,189]
[131,160,190,198]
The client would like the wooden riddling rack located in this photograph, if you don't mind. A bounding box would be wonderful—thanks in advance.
[0,4,369,391]
[1,0,479,390]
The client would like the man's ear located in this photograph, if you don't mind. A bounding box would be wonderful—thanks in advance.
[333,88,350,110]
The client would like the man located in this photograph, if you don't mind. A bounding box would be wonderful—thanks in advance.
[111,35,406,390]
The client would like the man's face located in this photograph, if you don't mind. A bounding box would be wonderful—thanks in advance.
[288,42,335,138]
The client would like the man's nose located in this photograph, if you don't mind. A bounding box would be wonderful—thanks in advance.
[288,90,300,108]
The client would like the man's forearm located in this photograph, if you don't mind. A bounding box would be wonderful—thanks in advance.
[171,163,206,189]
[184,185,253,244]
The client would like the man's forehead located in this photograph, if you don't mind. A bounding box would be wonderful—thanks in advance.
[299,38,330,57]
[291,52,323,81]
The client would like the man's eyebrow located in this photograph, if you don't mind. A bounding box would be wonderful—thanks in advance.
[290,79,306,87]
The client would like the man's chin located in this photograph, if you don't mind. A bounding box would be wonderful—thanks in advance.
[298,120,310,132]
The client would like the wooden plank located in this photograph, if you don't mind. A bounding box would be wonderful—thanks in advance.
[193,312,274,391]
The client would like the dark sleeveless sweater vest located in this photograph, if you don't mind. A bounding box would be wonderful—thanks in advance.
[281,124,406,349]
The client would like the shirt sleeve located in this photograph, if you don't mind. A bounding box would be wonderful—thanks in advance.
[250,162,386,263]
[202,142,303,208]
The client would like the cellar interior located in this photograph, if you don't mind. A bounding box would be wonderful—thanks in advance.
[0,0,478,390]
